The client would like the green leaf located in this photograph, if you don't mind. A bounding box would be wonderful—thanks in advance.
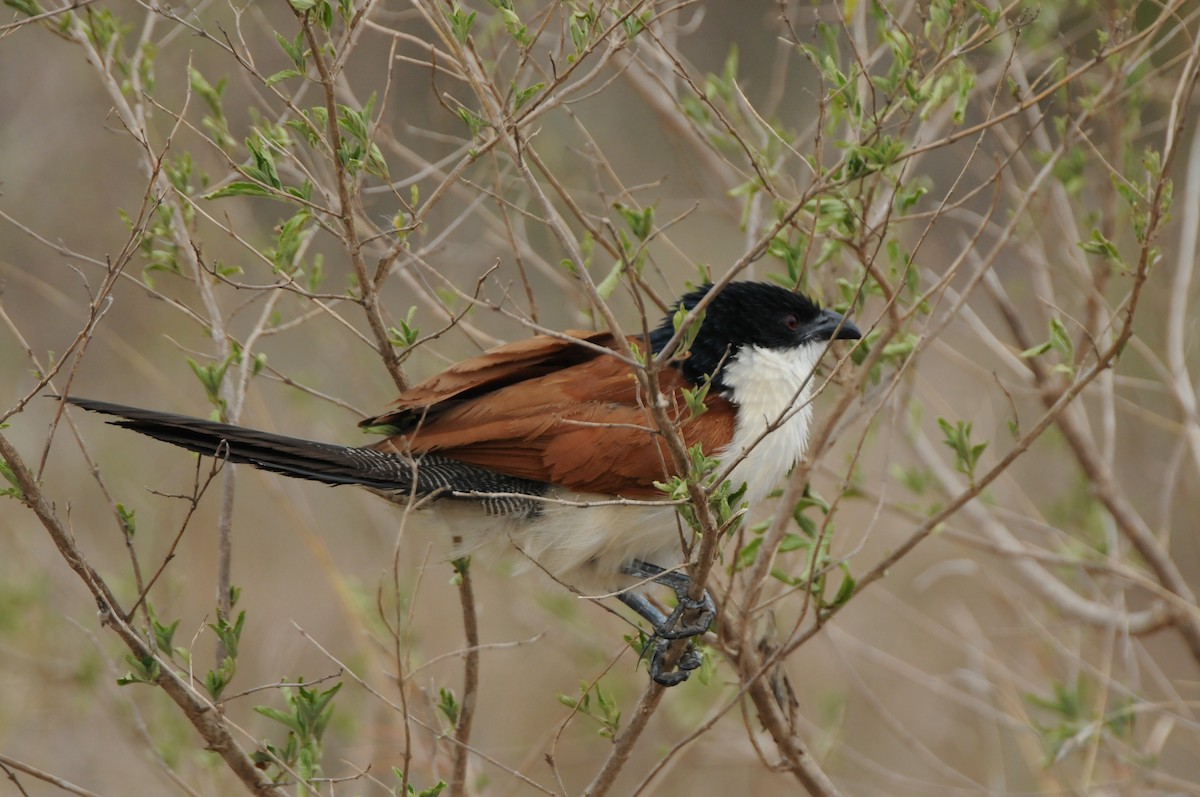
[595,261,623,299]
[0,458,26,501]
[778,533,810,553]
[393,771,448,797]
[670,304,706,360]
[1048,317,1073,359]
[613,202,654,241]
[456,107,486,137]
[622,10,649,39]
[255,704,303,734]
[498,6,529,44]
[117,652,160,686]
[266,68,304,87]
[186,355,233,407]
[830,564,856,608]
[1077,229,1126,269]
[681,379,711,419]
[151,617,180,654]
[244,133,283,189]
[558,681,620,737]
[936,418,988,481]
[971,0,1000,25]
[448,2,476,44]
[513,80,545,111]
[208,610,246,660]
[438,687,459,725]
[204,657,236,700]
[895,178,930,212]
[388,306,421,349]
[116,503,137,536]
[203,181,274,200]
[275,29,307,69]
[1019,340,1053,358]
[188,67,227,119]
[3,0,43,16]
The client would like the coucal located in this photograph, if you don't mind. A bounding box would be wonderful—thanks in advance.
[68,281,861,685]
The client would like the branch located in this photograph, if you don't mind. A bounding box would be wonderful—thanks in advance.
[0,432,287,797]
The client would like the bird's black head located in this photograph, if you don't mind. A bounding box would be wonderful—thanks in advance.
[649,282,861,390]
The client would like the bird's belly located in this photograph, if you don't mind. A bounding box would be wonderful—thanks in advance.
[429,491,686,594]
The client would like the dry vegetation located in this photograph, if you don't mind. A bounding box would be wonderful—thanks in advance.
[2,1,1200,795]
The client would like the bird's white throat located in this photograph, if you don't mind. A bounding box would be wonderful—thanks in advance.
[719,343,824,504]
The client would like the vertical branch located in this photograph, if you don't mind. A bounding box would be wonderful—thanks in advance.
[300,10,409,392]
[449,553,479,797]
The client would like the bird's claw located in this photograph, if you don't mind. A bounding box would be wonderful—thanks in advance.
[656,593,716,640]
[647,638,703,686]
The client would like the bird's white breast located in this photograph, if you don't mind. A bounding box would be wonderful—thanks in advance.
[719,343,823,504]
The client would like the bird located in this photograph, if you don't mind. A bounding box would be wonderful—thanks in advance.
[67,281,861,685]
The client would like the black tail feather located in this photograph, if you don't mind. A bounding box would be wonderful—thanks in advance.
[65,397,412,490]
[66,397,550,516]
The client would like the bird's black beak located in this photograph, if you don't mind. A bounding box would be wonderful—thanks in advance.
[807,308,862,343]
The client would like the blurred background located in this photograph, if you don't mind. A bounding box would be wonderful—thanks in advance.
[2,1,1199,795]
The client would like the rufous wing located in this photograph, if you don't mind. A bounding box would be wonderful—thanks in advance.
[361,329,618,429]
[367,338,735,496]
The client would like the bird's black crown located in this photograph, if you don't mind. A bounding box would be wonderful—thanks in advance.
[649,282,856,390]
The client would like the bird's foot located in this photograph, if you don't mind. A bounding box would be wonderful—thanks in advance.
[618,560,715,686]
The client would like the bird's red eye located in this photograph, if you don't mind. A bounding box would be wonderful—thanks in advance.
[785,314,800,331]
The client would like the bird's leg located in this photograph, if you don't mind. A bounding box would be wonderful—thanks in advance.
[617,560,715,686]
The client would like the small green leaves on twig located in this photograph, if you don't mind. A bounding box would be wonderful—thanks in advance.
[767,233,808,287]
[621,10,650,40]
[288,0,338,30]
[613,203,654,242]
[388,306,421,349]
[654,444,746,536]
[1020,316,1075,376]
[204,610,245,700]
[937,417,988,483]
[0,457,26,501]
[1078,229,1127,271]
[188,67,234,151]
[151,615,180,656]
[485,0,530,46]
[456,106,487,138]
[736,487,855,614]
[447,2,476,44]
[845,135,905,180]
[393,771,446,797]
[336,94,388,178]
[187,353,235,412]
[117,652,161,686]
[511,79,544,111]
[437,687,460,726]
[1110,147,1173,252]
[558,681,621,738]
[567,6,598,59]
[680,377,711,420]
[275,28,307,71]
[254,678,342,783]
[116,503,136,537]
[3,0,43,17]
[596,203,655,297]
[669,303,705,362]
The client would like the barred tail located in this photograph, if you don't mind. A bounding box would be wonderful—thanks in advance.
[66,397,414,491]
